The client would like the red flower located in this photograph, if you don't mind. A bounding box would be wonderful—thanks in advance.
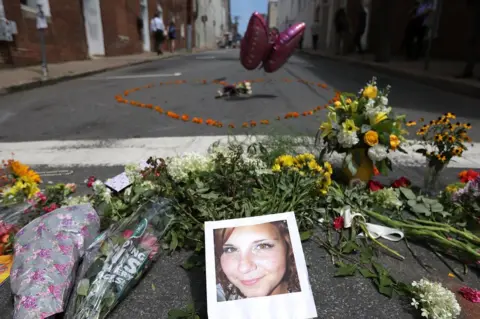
[391,177,411,188]
[86,176,96,188]
[458,170,479,183]
[333,216,344,231]
[459,286,480,303]
[368,180,384,192]
[43,203,59,213]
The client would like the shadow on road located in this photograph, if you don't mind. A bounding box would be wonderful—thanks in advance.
[224,94,278,101]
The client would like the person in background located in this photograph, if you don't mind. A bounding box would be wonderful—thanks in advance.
[311,19,320,51]
[457,0,480,79]
[412,0,434,60]
[167,20,176,53]
[150,12,165,55]
[334,8,349,55]
[353,4,367,54]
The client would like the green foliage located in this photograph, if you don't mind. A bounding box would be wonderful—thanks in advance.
[168,303,200,319]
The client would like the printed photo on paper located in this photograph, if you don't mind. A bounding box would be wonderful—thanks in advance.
[205,212,317,319]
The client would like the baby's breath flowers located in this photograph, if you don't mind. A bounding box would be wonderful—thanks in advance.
[410,279,461,319]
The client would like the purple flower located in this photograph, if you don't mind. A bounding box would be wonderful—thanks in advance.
[35,223,47,236]
[87,212,98,222]
[31,270,45,281]
[37,249,51,259]
[20,296,37,309]
[55,232,69,241]
[61,218,73,227]
[54,263,69,275]
[80,225,90,237]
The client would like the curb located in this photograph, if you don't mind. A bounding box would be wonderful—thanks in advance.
[0,48,212,96]
[300,51,480,99]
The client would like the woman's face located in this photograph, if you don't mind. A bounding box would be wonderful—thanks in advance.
[220,223,288,298]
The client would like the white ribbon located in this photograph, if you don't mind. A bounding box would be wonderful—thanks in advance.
[340,207,404,242]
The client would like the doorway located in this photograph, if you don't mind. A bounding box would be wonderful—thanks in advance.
[82,0,105,56]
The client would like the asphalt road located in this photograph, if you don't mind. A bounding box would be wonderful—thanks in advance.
[0,49,480,318]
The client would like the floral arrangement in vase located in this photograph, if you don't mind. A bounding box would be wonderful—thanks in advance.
[414,113,472,195]
[317,77,408,181]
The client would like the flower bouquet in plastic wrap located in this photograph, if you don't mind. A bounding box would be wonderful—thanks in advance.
[65,198,174,319]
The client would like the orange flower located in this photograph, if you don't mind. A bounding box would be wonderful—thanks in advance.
[129,101,136,105]
[154,106,163,113]
[242,122,249,128]
[145,104,153,109]
[181,114,190,121]
[124,91,130,96]
[167,111,179,119]
[192,117,203,124]
[205,119,216,126]
[215,122,224,128]
[202,80,207,84]
[318,83,327,89]
[373,166,380,176]
[276,116,281,121]
[228,123,235,128]
[250,121,257,127]
[260,120,269,125]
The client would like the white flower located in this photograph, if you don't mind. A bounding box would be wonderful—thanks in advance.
[166,152,214,182]
[337,131,359,148]
[368,144,388,162]
[410,279,461,319]
[380,96,388,106]
[217,90,223,96]
[125,163,143,184]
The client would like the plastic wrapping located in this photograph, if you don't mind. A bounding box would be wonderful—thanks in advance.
[65,198,174,319]
[10,204,100,319]
[0,202,33,227]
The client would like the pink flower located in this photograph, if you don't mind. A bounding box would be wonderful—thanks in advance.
[0,221,14,237]
[35,192,47,203]
[459,286,480,303]
[43,203,59,213]
[65,183,77,193]
[368,180,384,192]
[140,233,160,259]
[122,229,134,239]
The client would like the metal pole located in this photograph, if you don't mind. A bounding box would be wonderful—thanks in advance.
[39,26,48,80]
[424,0,443,71]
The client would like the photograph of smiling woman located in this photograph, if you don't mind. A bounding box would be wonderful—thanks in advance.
[214,220,301,302]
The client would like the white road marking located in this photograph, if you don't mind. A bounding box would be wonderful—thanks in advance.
[90,72,182,80]
[196,56,216,60]
[0,112,15,124]
[0,136,479,168]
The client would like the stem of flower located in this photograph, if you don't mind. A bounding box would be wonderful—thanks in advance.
[359,223,405,260]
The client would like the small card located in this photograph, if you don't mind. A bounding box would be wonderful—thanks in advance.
[104,161,150,192]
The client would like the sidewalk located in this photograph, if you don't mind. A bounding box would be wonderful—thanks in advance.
[302,49,480,99]
[0,47,212,95]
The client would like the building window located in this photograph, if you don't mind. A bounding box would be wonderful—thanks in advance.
[20,0,51,17]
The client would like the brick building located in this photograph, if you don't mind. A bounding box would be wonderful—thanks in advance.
[0,0,195,68]
[348,0,477,60]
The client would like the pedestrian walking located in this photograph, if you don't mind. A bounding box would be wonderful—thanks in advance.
[334,8,349,55]
[150,12,165,55]
[353,4,367,54]
[168,20,177,53]
[311,19,320,51]
[457,0,480,79]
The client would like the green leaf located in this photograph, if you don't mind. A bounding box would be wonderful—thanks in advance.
[379,274,393,287]
[412,204,431,216]
[377,160,389,176]
[359,267,377,278]
[399,187,416,200]
[430,203,444,213]
[407,199,417,207]
[76,279,90,296]
[170,231,179,251]
[334,263,357,277]
[378,284,394,298]
[397,146,408,154]
[300,231,313,241]
[345,153,357,176]
[341,241,359,254]
[168,309,189,318]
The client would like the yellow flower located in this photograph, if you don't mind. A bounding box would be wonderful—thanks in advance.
[346,98,352,104]
[406,121,417,127]
[275,155,295,167]
[364,130,379,146]
[334,101,342,108]
[445,112,456,119]
[445,185,459,193]
[324,162,333,174]
[447,136,456,143]
[319,121,333,138]
[308,160,319,171]
[390,134,400,150]
[272,164,281,172]
[369,112,388,125]
[342,119,359,133]
[363,85,378,99]
[434,134,443,142]
[348,100,359,113]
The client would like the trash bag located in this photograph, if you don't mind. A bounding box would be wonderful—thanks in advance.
[10,204,100,319]
[65,198,174,319]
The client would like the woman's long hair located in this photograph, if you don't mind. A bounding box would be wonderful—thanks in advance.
[214,221,300,300]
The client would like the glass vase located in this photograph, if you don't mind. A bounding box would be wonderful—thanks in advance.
[423,164,445,197]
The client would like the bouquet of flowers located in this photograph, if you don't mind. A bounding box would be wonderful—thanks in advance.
[0,220,17,255]
[0,159,42,205]
[317,77,408,175]
[415,113,472,171]
[215,81,253,98]
[66,198,174,319]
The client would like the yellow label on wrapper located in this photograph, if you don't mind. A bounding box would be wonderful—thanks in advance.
[0,255,13,286]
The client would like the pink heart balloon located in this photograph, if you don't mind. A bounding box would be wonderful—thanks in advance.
[240,12,270,70]
[263,23,306,73]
